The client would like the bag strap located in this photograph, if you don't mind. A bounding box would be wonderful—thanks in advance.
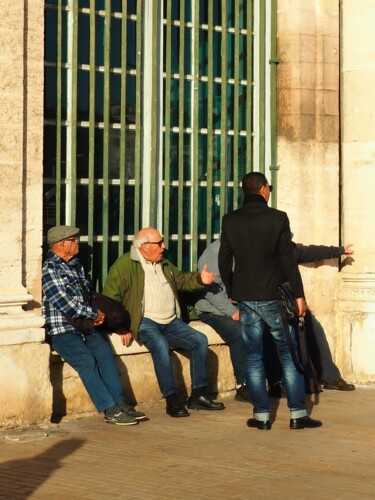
[297,317,309,368]
[77,275,91,303]
[277,297,305,375]
[297,317,320,391]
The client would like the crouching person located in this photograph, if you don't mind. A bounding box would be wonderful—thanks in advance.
[103,227,225,418]
[42,225,146,426]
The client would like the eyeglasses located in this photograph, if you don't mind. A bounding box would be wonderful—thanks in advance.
[143,238,164,247]
[64,236,79,242]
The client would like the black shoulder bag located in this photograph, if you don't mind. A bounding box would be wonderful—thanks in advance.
[63,278,130,334]
[276,283,308,375]
[91,291,130,332]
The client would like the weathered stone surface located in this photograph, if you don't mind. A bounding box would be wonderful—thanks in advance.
[0,344,52,428]
[49,324,236,421]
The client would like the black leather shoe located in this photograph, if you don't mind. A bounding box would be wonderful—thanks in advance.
[323,378,355,391]
[247,418,271,430]
[187,394,225,411]
[290,415,322,429]
[166,395,190,418]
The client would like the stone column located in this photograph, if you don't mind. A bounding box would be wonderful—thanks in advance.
[0,1,52,427]
[335,0,375,383]
[277,1,341,357]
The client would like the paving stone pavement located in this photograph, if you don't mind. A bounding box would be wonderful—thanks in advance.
[0,387,374,500]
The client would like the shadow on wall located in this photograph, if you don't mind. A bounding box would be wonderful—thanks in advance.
[49,351,67,424]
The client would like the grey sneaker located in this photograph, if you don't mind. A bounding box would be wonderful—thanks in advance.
[120,403,147,421]
[104,405,138,426]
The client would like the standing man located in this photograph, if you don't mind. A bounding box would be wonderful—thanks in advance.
[103,227,225,418]
[43,225,146,426]
[219,172,322,430]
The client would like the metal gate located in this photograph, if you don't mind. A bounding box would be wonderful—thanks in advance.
[44,0,277,286]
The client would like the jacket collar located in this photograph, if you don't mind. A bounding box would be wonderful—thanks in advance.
[130,245,140,261]
[46,249,80,268]
[242,193,268,206]
[130,245,168,266]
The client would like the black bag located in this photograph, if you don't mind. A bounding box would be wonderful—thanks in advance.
[63,278,129,334]
[276,282,299,320]
[63,315,95,335]
[276,282,304,373]
[276,283,319,385]
[91,291,130,331]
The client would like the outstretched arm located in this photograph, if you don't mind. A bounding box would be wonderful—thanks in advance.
[294,243,354,264]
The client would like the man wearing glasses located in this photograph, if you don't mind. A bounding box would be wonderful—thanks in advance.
[42,225,146,426]
[103,227,225,418]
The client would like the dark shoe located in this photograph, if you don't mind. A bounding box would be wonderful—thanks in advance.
[234,384,250,402]
[120,403,147,421]
[166,394,190,418]
[290,415,322,429]
[104,405,138,426]
[247,418,271,430]
[268,381,287,398]
[323,378,355,391]
[187,394,225,411]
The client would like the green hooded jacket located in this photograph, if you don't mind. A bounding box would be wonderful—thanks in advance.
[102,247,204,342]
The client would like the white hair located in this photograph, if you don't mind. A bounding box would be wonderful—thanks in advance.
[132,231,151,248]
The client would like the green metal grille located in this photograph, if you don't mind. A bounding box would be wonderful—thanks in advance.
[43,0,276,284]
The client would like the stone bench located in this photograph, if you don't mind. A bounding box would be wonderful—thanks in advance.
[50,321,235,421]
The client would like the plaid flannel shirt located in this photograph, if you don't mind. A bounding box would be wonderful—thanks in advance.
[42,250,98,336]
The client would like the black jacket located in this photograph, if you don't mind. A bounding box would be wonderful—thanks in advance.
[218,194,304,301]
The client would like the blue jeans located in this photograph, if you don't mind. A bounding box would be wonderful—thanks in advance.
[198,312,247,385]
[138,317,208,398]
[51,331,125,413]
[239,300,307,421]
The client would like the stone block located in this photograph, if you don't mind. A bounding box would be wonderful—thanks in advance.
[0,343,52,428]
[49,323,235,422]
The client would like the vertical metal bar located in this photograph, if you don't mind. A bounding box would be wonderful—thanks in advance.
[118,0,128,254]
[134,0,143,233]
[206,0,214,244]
[232,0,240,209]
[101,1,111,281]
[156,2,164,232]
[142,0,154,227]
[142,0,160,227]
[149,0,159,227]
[177,0,185,269]
[269,0,278,208]
[55,0,63,225]
[220,0,228,219]
[66,0,78,224]
[246,0,253,173]
[88,0,96,273]
[191,0,199,267]
[258,0,266,173]
[163,0,172,244]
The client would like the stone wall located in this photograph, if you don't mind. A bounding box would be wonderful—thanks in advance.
[335,0,375,384]
[0,0,51,428]
[276,0,344,377]
[1,0,375,429]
